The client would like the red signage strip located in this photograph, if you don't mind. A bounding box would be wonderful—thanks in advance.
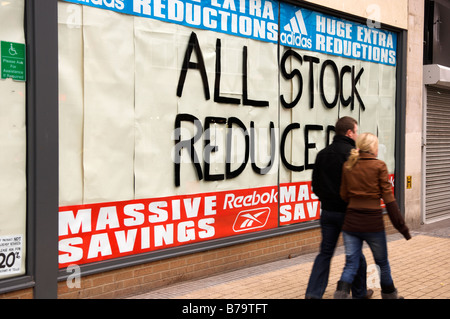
[59,185,279,268]
[59,176,393,268]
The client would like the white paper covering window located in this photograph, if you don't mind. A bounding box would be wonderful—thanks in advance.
[0,0,26,280]
[57,1,397,267]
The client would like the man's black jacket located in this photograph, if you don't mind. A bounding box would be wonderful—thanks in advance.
[312,135,355,213]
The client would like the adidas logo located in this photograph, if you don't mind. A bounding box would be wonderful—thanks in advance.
[232,208,271,233]
[284,9,308,36]
[281,9,312,49]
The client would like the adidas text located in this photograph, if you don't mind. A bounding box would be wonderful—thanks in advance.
[281,32,312,49]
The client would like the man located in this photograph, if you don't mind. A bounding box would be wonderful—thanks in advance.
[305,116,373,299]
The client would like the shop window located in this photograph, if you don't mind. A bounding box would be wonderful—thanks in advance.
[0,0,27,280]
[57,0,398,269]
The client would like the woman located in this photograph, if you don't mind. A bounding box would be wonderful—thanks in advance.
[334,133,411,299]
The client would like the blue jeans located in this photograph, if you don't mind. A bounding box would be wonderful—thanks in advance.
[340,231,393,288]
[305,210,368,299]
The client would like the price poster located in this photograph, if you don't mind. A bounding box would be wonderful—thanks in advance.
[0,235,23,279]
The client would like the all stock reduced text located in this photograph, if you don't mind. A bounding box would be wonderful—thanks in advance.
[174,32,366,187]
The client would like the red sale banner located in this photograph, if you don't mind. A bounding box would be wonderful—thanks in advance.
[58,176,393,268]
[59,185,279,268]
[279,181,321,225]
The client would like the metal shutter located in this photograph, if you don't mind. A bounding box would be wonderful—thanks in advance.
[425,85,450,221]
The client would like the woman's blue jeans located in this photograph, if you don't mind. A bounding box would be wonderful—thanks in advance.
[305,210,368,299]
[340,230,394,288]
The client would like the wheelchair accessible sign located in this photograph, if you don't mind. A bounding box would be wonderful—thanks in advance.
[1,41,26,81]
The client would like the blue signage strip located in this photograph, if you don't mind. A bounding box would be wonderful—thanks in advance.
[279,2,397,65]
[62,0,397,66]
[62,0,279,43]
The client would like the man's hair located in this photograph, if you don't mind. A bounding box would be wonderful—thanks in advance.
[335,116,357,136]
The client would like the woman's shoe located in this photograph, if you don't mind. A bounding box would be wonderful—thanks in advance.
[381,289,404,299]
[333,281,352,299]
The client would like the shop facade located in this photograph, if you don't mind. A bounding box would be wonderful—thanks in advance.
[422,0,450,223]
[0,0,425,299]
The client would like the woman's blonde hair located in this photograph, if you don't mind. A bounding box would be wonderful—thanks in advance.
[345,133,379,170]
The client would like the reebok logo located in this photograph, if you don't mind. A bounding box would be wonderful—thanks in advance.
[232,207,271,233]
[281,9,312,49]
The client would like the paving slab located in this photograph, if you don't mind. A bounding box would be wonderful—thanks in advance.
[128,220,450,300]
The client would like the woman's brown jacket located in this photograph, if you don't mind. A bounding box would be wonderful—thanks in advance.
[340,152,411,240]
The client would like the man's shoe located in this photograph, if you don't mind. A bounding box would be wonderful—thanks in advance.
[352,288,374,299]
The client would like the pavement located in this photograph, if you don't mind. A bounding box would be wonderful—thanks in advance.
[128,218,450,300]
